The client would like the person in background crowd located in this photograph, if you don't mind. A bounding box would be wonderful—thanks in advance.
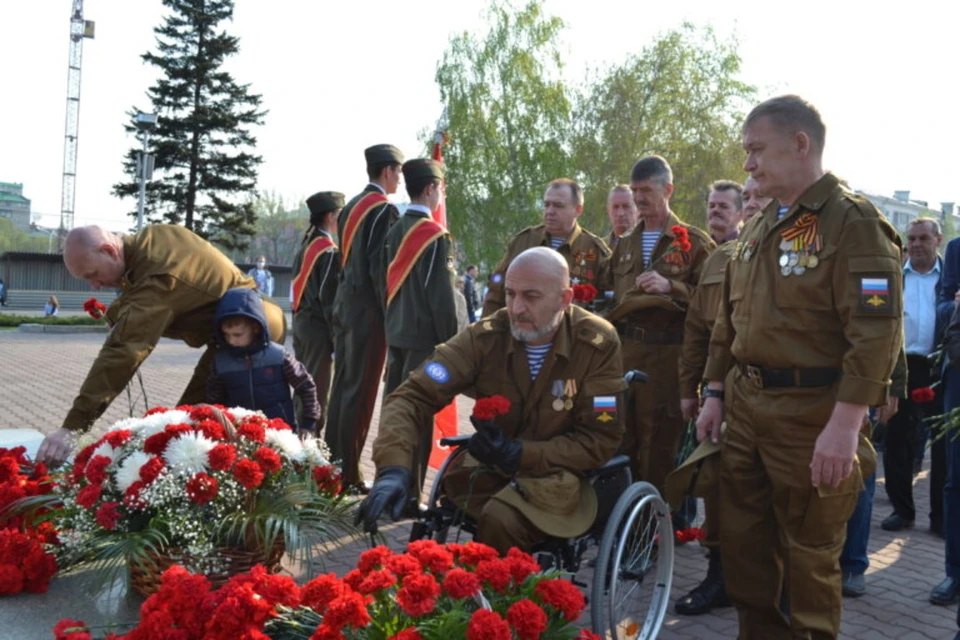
[464,265,482,322]
[697,95,902,640]
[941,307,960,635]
[741,176,768,219]
[43,295,59,317]
[606,184,639,250]
[0,278,7,307]
[247,255,275,297]
[454,275,469,331]
[706,180,746,245]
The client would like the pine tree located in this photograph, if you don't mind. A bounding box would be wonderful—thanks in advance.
[112,0,266,249]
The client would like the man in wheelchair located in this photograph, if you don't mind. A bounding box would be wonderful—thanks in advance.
[357,247,627,554]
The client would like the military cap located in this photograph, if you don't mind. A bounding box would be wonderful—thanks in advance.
[401,158,445,183]
[306,191,346,217]
[364,144,404,166]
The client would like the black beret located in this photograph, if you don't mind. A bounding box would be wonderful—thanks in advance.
[364,144,404,166]
[306,191,345,217]
[402,158,444,183]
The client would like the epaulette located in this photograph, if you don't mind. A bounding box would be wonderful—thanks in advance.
[574,313,618,351]
[474,313,509,335]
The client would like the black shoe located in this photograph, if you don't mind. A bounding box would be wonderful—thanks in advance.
[674,550,729,616]
[930,577,960,605]
[881,512,915,532]
[931,518,944,539]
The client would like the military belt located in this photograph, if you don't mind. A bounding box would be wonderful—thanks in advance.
[738,364,841,389]
[616,323,684,345]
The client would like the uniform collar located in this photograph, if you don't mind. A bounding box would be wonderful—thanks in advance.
[769,172,841,222]
[638,211,683,236]
[544,222,582,248]
[366,182,386,195]
[405,203,432,217]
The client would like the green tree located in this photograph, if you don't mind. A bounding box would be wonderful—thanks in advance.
[248,191,309,266]
[435,0,572,269]
[0,219,51,253]
[572,23,756,232]
[112,0,266,250]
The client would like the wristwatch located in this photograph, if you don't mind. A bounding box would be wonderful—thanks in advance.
[702,388,724,401]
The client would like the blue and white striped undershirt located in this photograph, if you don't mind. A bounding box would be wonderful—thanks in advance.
[525,343,552,379]
[642,231,660,266]
[550,236,565,250]
[778,205,790,220]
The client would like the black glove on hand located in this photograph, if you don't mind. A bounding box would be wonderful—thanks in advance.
[467,417,522,475]
[356,466,411,534]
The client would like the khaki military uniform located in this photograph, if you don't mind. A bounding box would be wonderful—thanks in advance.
[482,223,611,317]
[373,305,626,554]
[704,173,902,640]
[382,207,459,500]
[327,184,399,486]
[291,229,340,432]
[608,215,715,492]
[63,224,286,432]
[675,240,736,548]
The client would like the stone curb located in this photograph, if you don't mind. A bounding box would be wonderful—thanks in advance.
[18,323,109,334]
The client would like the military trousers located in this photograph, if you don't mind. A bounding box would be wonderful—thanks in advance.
[385,345,434,502]
[325,303,386,487]
[293,311,334,433]
[619,338,685,493]
[702,456,721,550]
[720,367,862,640]
[179,298,287,406]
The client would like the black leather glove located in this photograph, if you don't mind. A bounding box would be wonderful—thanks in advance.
[356,466,410,533]
[467,417,522,475]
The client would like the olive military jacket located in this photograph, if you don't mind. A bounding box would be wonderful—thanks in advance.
[383,207,459,351]
[608,213,715,328]
[678,241,737,398]
[704,172,903,407]
[373,305,627,530]
[63,225,270,432]
[333,184,399,320]
[482,223,611,317]
[292,229,340,328]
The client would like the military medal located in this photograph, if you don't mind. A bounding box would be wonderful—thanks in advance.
[552,398,564,411]
[779,213,821,277]
[551,380,565,411]
[807,254,819,268]
[793,266,806,276]
[779,254,790,267]
[562,379,577,411]
[780,265,793,276]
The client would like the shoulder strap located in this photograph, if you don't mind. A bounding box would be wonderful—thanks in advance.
[291,236,337,312]
[385,218,447,307]
[341,192,389,266]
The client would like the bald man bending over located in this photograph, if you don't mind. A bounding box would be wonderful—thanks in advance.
[37,224,286,464]
[357,247,626,553]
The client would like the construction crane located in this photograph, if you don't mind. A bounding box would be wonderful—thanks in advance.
[58,0,95,247]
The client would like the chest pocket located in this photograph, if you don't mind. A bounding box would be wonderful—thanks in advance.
[772,244,837,311]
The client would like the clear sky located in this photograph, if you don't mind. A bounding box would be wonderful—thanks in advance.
[2,0,958,232]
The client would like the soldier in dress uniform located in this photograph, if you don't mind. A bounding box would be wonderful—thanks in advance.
[37,224,286,464]
[358,247,626,554]
[605,184,639,250]
[482,179,611,317]
[326,144,404,490]
[382,158,458,506]
[291,191,345,434]
[697,95,902,640]
[608,156,715,499]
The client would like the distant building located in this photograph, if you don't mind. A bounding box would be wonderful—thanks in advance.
[0,182,32,232]
[860,189,958,235]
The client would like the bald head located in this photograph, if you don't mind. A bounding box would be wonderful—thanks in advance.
[507,247,570,289]
[64,225,126,290]
[504,247,573,345]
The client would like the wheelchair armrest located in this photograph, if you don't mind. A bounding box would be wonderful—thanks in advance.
[440,434,473,448]
[624,369,648,384]
[585,454,632,479]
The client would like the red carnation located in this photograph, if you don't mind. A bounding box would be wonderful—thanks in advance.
[254,447,282,473]
[384,553,423,577]
[237,421,266,443]
[186,472,219,505]
[452,542,500,566]
[301,573,351,613]
[53,619,92,640]
[508,599,548,640]
[143,406,169,416]
[466,609,512,640]
[85,455,111,485]
[911,387,936,403]
[139,456,166,483]
[0,457,19,484]
[196,419,226,441]
[83,297,106,320]
[396,572,440,617]
[390,629,424,640]
[94,502,122,530]
[358,545,393,573]
[475,558,512,592]
[441,567,480,598]
[506,547,541,584]
[310,624,346,640]
[75,483,102,509]
[472,395,512,421]
[104,430,132,448]
[573,284,599,303]
[208,443,238,471]
[534,578,585,621]
[188,405,218,422]
[233,459,265,489]
[0,564,23,595]
[143,432,174,455]
[267,417,293,432]
[312,464,343,496]
[123,481,148,509]
[323,589,372,631]
[358,569,397,594]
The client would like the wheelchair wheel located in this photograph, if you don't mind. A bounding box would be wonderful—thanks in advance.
[409,446,474,544]
[590,481,674,639]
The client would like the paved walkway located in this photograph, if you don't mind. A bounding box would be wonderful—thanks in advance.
[0,330,955,638]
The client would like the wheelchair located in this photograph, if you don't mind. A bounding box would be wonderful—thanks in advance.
[408,370,675,640]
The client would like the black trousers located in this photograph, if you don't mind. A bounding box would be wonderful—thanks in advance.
[883,354,943,522]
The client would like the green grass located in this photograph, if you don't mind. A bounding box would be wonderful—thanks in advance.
[0,314,105,327]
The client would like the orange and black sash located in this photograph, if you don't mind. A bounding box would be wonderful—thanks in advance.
[291,235,336,312]
[340,192,389,266]
[386,218,447,307]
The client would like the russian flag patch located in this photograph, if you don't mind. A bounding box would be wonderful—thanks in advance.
[593,396,617,423]
[859,276,891,314]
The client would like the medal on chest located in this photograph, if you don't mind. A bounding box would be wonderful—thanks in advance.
[551,379,577,411]
[778,212,822,277]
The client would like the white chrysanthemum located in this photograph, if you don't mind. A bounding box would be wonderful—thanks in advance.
[227,407,263,420]
[134,410,192,439]
[114,451,152,493]
[265,428,304,461]
[162,432,215,475]
[301,437,330,467]
[91,441,117,462]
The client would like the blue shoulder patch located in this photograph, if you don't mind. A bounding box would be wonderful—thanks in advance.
[424,361,450,384]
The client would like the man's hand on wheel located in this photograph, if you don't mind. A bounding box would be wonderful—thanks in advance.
[468,417,522,475]
[356,466,411,534]
[35,428,75,467]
